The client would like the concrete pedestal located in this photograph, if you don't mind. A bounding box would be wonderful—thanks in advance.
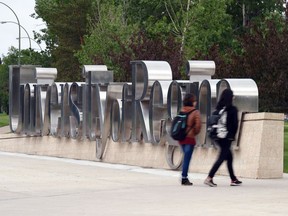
[0,112,284,179]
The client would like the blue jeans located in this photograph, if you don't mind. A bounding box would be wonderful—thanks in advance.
[181,144,195,178]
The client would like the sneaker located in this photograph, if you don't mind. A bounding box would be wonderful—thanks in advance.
[231,179,242,186]
[204,178,217,187]
[181,178,193,186]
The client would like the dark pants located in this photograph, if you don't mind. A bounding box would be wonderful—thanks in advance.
[208,139,236,181]
[181,144,195,178]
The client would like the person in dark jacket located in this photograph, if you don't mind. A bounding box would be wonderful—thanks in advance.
[204,89,242,187]
[179,93,201,185]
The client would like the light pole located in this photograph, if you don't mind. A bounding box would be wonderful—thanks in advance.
[17,37,43,51]
[0,21,31,50]
[0,2,21,66]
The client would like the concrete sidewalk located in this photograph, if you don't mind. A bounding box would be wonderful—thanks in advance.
[0,125,10,134]
[0,151,287,216]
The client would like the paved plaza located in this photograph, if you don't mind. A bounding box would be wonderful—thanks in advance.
[0,151,287,216]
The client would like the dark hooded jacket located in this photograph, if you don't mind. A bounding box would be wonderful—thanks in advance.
[214,89,238,140]
[214,105,238,140]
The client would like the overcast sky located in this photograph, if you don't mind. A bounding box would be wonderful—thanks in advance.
[0,0,46,56]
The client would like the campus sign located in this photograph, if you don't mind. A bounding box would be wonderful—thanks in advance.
[9,60,258,161]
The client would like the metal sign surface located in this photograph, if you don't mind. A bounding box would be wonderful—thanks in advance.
[9,60,259,167]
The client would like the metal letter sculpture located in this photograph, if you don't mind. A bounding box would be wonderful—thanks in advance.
[9,61,258,169]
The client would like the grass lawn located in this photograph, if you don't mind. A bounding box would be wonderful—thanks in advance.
[0,113,9,127]
[0,113,288,173]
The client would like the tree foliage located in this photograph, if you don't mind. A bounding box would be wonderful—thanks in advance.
[234,19,288,112]
[31,0,288,112]
[122,0,234,58]
[109,30,184,81]
[204,17,288,112]
[76,1,185,81]
[0,47,52,113]
[0,63,9,113]
[185,0,234,57]
[227,0,285,30]
[35,0,94,81]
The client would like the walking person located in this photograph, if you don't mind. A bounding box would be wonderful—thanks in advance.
[204,89,242,187]
[179,93,201,185]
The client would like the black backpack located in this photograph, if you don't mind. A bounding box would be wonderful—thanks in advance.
[207,107,227,140]
[170,109,195,141]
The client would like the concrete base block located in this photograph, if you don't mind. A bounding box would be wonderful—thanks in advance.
[0,112,284,179]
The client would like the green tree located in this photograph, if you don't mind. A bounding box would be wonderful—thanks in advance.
[0,47,52,113]
[76,1,138,81]
[227,0,285,31]
[35,0,94,81]
[204,15,288,112]
[76,1,184,81]
[0,63,9,113]
[34,0,288,114]
[235,19,288,112]
[124,0,235,60]
[185,0,234,57]
[77,0,236,78]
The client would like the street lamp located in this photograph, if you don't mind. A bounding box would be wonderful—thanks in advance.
[0,21,31,50]
[0,2,21,66]
[16,37,43,51]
